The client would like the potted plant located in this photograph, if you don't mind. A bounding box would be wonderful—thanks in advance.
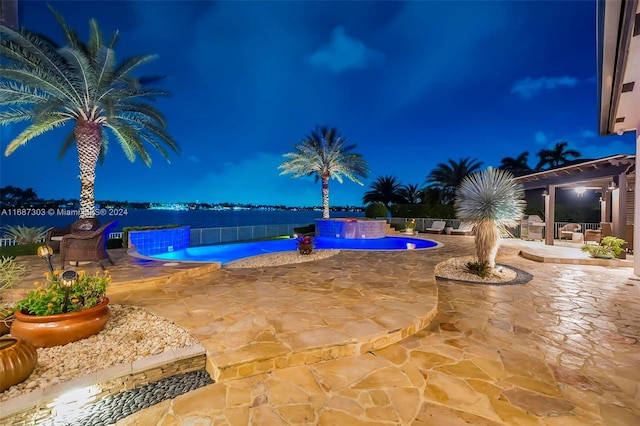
[11,268,111,348]
[405,219,416,234]
[297,235,314,255]
[581,236,626,259]
[0,257,37,393]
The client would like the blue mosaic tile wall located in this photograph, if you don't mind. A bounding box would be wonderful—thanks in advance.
[315,219,386,239]
[129,227,191,256]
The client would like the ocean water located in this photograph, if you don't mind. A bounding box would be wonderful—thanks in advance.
[0,209,365,232]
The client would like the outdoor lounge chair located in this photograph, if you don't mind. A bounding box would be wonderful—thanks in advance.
[425,220,447,234]
[46,218,100,252]
[450,222,475,236]
[559,223,581,240]
[584,229,601,244]
[60,221,118,270]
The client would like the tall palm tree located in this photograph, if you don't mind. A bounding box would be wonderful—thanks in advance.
[425,157,483,204]
[399,183,423,204]
[455,167,525,268]
[535,142,581,170]
[362,175,405,208]
[0,8,179,218]
[499,151,531,174]
[279,126,369,218]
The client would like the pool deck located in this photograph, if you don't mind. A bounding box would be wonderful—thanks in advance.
[3,235,640,425]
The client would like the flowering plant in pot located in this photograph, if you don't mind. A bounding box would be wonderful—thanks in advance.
[11,269,112,348]
[296,235,314,255]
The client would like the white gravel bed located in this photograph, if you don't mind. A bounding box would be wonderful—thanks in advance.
[435,256,517,283]
[225,249,340,268]
[0,305,199,402]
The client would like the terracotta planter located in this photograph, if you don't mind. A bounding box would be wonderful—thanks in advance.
[0,336,38,392]
[11,298,110,348]
[1,316,12,336]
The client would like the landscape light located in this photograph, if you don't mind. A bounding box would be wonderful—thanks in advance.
[61,270,78,313]
[37,245,54,274]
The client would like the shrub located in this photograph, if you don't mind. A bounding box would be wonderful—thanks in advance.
[0,256,26,318]
[1,224,47,244]
[581,236,626,258]
[0,243,40,257]
[365,202,388,218]
[464,260,491,278]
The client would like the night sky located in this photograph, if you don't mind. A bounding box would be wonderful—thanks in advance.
[0,0,635,207]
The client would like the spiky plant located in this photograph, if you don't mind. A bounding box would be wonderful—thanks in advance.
[279,126,369,218]
[1,225,48,244]
[0,7,179,218]
[454,167,525,268]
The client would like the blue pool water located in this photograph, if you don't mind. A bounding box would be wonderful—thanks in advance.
[151,236,438,264]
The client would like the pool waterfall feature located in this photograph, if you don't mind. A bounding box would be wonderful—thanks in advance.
[315,218,387,239]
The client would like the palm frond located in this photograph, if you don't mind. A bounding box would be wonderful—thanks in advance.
[4,114,71,155]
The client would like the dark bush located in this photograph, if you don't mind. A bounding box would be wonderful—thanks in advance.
[365,202,388,218]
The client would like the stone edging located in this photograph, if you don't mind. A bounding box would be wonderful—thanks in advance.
[0,344,206,423]
[436,264,533,286]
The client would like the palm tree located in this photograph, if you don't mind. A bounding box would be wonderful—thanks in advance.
[362,175,405,208]
[0,8,179,218]
[499,152,532,174]
[279,126,369,218]
[535,142,581,170]
[425,157,483,204]
[399,183,423,204]
[455,167,525,268]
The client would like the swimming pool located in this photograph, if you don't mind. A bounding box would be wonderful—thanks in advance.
[150,236,438,264]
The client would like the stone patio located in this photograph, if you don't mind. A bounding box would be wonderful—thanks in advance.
[2,235,640,425]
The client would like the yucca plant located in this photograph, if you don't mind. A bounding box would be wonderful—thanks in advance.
[1,225,48,244]
[454,167,525,269]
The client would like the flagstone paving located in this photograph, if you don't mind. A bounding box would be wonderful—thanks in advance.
[6,236,640,424]
[109,236,640,425]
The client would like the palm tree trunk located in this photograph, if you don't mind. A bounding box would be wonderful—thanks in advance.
[322,175,330,219]
[475,220,501,268]
[74,121,102,219]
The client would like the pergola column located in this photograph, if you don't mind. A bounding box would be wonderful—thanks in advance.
[635,132,640,277]
[544,185,556,245]
[612,173,627,239]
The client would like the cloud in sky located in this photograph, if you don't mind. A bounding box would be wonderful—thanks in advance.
[580,130,597,138]
[307,26,384,73]
[511,76,579,99]
[534,131,548,145]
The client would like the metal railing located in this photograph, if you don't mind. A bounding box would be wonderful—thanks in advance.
[0,222,605,248]
[0,232,124,247]
[389,218,602,240]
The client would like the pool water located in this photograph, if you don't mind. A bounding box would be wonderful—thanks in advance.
[151,236,438,264]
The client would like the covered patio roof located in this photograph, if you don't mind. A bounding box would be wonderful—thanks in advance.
[514,154,635,190]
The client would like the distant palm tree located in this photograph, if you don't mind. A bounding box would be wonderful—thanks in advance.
[535,142,581,170]
[425,157,483,204]
[0,8,179,218]
[363,175,405,208]
[455,167,525,268]
[399,183,423,204]
[499,152,532,174]
[279,126,369,218]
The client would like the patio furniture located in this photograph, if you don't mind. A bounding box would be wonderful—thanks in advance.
[425,220,447,234]
[559,223,581,240]
[45,218,100,252]
[450,222,475,236]
[60,221,118,270]
[584,229,601,244]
